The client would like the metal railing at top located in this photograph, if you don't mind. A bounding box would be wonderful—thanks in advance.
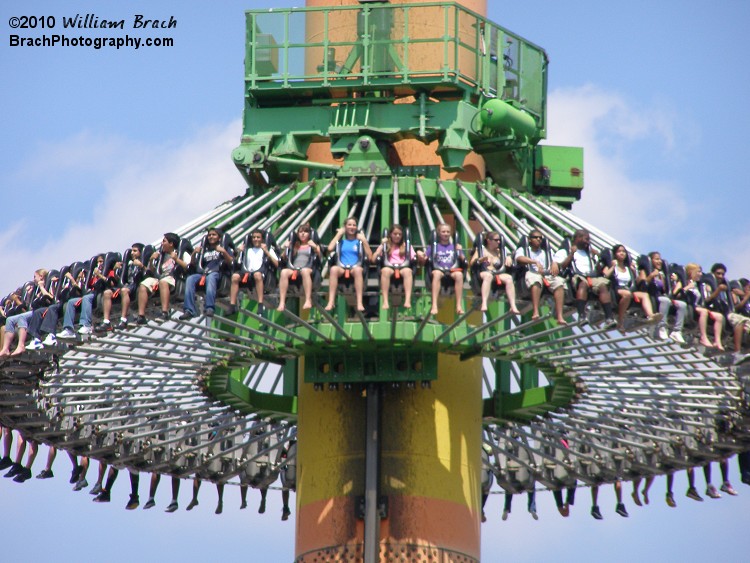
[244,2,547,121]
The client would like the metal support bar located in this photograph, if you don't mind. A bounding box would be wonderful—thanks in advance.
[364,383,381,563]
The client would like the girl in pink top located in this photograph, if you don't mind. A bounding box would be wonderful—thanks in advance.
[371,224,422,310]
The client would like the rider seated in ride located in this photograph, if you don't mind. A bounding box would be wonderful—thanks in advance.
[277,223,322,312]
[325,217,373,313]
[57,256,113,338]
[637,251,688,343]
[425,222,465,316]
[371,224,422,310]
[602,244,661,331]
[136,232,191,324]
[181,227,234,320]
[553,228,614,326]
[96,243,146,332]
[469,231,519,314]
[0,269,53,357]
[676,263,725,350]
[513,229,566,323]
[728,277,750,359]
[229,229,279,312]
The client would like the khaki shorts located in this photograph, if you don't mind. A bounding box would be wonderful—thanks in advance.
[140,276,176,293]
[526,271,565,291]
[728,312,750,333]
[572,274,609,292]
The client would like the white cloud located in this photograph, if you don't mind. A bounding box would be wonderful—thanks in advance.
[0,120,246,293]
[544,85,688,253]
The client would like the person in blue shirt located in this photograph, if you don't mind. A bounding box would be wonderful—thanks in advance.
[325,217,373,312]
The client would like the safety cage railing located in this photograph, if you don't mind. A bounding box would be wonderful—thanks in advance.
[244,2,547,122]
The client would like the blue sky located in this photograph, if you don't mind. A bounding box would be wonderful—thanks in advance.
[1,1,748,561]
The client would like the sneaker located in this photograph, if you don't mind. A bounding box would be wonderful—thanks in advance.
[240,500,247,510]
[186,498,199,511]
[144,498,156,509]
[36,468,54,479]
[89,483,102,495]
[93,490,111,503]
[615,503,629,517]
[646,313,663,324]
[706,485,721,499]
[578,316,589,327]
[656,326,669,340]
[204,308,215,318]
[155,311,170,323]
[115,320,129,330]
[530,509,539,521]
[603,317,617,329]
[281,507,291,521]
[501,509,509,521]
[720,482,738,496]
[136,315,148,325]
[666,493,676,507]
[70,465,83,484]
[733,352,749,365]
[73,478,88,492]
[42,334,58,347]
[165,500,179,513]
[686,487,704,502]
[78,325,92,335]
[224,304,238,316]
[178,311,194,321]
[0,456,13,470]
[590,505,603,520]
[669,331,686,345]
[4,463,22,478]
[57,328,76,339]
[94,321,112,334]
[215,502,223,515]
[13,467,32,483]
[27,338,44,351]
[126,495,139,510]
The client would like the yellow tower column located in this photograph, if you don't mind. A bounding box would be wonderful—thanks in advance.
[296,353,484,562]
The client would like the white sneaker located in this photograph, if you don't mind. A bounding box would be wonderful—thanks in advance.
[669,331,686,345]
[656,326,668,340]
[57,328,76,339]
[42,334,57,347]
[78,325,92,335]
[27,338,44,351]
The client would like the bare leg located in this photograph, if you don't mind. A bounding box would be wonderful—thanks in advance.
[452,271,464,314]
[326,267,342,310]
[137,284,149,316]
[353,266,365,311]
[277,270,291,311]
[530,283,542,319]
[230,273,240,305]
[253,272,265,305]
[500,273,519,314]
[11,327,28,355]
[553,286,566,323]
[380,268,393,309]
[121,288,132,318]
[301,269,313,309]
[102,289,113,321]
[430,271,443,315]
[402,268,413,309]
[158,280,171,313]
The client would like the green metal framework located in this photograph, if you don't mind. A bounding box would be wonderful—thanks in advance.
[232,2,582,196]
